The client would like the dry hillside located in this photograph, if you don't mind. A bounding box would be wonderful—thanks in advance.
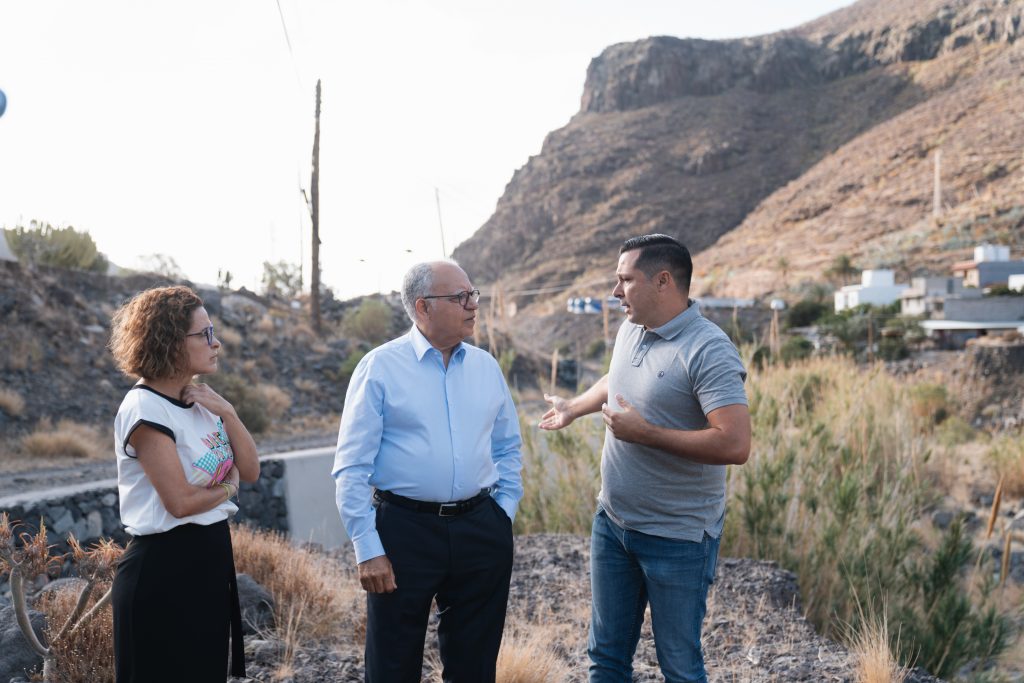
[452,0,1023,308]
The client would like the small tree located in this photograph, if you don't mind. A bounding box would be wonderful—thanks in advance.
[261,260,303,300]
[0,513,122,682]
[138,253,184,280]
[824,254,859,287]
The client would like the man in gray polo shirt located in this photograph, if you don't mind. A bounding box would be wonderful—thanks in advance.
[540,234,750,683]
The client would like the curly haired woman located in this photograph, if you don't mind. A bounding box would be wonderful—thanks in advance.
[108,285,260,683]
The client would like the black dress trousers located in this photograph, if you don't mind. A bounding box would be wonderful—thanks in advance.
[365,495,514,683]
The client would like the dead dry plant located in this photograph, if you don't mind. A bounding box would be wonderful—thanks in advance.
[230,524,359,641]
[38,581,116,683]
[20,418,108,459]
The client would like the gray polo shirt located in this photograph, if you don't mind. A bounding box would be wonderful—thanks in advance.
[598,301,748,542]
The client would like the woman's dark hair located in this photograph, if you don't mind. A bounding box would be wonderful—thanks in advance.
[109,286,204,379]
[620,234,692,293]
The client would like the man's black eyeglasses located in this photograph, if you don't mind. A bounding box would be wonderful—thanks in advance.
[185,325,216,346]
[421,289,481,309]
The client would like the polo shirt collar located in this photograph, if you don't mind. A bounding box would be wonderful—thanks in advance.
[409,325,465,362]
[648,300,701,340]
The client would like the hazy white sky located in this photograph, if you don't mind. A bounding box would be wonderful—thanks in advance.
[0,1,851,299]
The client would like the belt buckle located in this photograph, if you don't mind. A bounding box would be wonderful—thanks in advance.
[438,502,459,517]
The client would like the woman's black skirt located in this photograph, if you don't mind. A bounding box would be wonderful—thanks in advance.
[112,520,245,683]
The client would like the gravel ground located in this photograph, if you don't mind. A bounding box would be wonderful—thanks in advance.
[230,534,942,683]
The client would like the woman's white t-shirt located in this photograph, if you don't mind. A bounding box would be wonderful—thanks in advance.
[114,384,238,536]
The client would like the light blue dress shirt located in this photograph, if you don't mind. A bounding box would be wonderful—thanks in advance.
[332,326,524,563]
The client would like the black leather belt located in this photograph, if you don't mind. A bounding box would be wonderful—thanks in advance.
[374,488,491,517]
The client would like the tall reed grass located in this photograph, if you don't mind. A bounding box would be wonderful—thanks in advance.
[515,355,1012,678]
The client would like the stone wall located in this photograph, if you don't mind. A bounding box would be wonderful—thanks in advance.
[0,458,289,596]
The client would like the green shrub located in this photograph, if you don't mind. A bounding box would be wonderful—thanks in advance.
[909,383,950,427]
[342,299,393,345]
[4,221,108,272]
[878,336,909,361]
[779,337,813,364]
[785,299,829,328]
[896,520,1010,678]
[336,350,367,385]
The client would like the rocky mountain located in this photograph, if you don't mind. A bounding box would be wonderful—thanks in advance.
[452,0,1024,304]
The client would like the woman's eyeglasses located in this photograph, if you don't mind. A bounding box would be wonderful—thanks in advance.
[185,325,215,346]
[420,289,481,309]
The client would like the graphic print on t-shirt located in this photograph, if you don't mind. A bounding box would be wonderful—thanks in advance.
[188,418,235,487]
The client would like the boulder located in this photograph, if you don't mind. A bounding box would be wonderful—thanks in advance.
[0,605,46,682]
[236,573,275,635]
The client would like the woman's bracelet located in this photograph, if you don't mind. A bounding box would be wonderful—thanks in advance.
[219,482,237,502]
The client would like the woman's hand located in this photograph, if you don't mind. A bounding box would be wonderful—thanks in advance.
[181,383,235,418]
[224,464,240,488]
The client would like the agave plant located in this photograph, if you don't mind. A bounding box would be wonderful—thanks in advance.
[0,512,123,682]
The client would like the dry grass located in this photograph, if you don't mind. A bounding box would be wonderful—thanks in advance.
[1,336,42,371]
[255,314,276,334]
[38,581,115,683]
[20,418,108,459]
[495,627,574,683]
[0,387,25,416]
[255,384,292,422]
[216,325,244,348]
[988,435,1024,497]
[293,378,319,394]
[230,524,359,641]
[848,613,909,683]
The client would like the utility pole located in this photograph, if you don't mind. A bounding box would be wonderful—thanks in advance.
[310,79,322,334]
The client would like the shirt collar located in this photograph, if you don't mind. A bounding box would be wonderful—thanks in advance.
[409,325,465,362]
[648,300,701,340]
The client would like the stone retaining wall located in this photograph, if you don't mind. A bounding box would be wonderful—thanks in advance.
[0,458,289,595]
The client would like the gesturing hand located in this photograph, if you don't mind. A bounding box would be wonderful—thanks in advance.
[358,555,397,593]
[538,393,575,431]
[601,394,649,444]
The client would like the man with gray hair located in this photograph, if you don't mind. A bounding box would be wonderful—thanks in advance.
[333,260,523,682]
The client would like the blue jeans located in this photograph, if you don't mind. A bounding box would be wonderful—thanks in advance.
[588,508,720,683]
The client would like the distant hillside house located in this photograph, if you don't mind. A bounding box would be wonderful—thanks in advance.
[952,244,1024,289]
[900,276,977,316]
[834,270,907,312]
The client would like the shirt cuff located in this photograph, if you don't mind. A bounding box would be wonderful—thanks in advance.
[493,491,517,523]
[352,531,386,564]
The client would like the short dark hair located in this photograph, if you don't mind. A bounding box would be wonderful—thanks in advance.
[620,234,692,293]
[109,286,204,379]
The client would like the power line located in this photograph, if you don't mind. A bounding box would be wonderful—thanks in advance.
[274,0,304,89]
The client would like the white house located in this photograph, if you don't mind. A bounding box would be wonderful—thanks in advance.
[952,243,1024,289]
[900,276,977,316]
[834,269,908,312]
